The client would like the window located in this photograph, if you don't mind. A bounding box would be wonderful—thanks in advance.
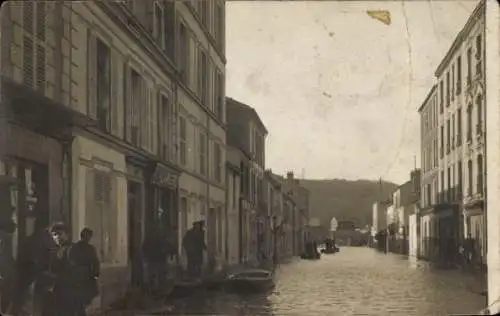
[451,114,455,150]
[451,65,455,101]
[457,160,463,197]
[467,159,473,196]
[447,167,451,201]
[215,3,224,50]
[214,71,224,121]
[179,116,187,166]
[440,171,444,202]
[199,132,207,175]
[160,95,170,160]
[457,108,462,145]
[130,70,142,146]
[476,95,483,135]
[477,155,483,195]
[214,143,222,183]
[446,119,450,153]
[89,171,115,263]
[22,2,46,93]
[456,56,462,95]
[476,35,482,76]
[232,174,237,206]
[440,125,444,158]
[467,48,472,85]
[199,50,208,104]
[466,104,472,141]
[154,2,165,48]
[200,1,209,27]
[96,39,111,132]
[446,71,450,106]
[439,81,444,112]
[179,23,189,82]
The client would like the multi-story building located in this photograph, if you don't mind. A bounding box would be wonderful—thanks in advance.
[226,97,268,263]
[417,85,440,259]
[0,0,226,312]
[283,171,310,256]
[174,0,227,272]
[225,145,241,266]
[434,0,485,266]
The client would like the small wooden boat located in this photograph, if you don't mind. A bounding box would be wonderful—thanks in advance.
[300,252,321,260]
[321,246,340,254]
[224,269,275,293]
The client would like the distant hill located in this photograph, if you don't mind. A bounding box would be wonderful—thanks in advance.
[299,179,398,228]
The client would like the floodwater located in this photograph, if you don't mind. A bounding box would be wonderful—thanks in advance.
[146,247,487,315]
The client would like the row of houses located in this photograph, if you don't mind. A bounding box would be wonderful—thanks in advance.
[371,170,420,255]
[0,1,310,313]
[373,0,488,264]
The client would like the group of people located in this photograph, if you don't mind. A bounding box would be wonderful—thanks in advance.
[1,222,100,316]
[182,220,207,279]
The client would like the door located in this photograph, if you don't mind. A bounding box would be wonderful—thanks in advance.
[127,181,142,286]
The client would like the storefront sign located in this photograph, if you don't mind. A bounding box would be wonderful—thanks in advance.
[152,164,178,188]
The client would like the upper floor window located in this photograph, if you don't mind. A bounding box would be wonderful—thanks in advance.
[476,34,482,60]
[214,143,222,183]
[451,64,455,101]
[154,2,165,49]
[179,116,187,166]
[22,2,47,93]
[199,50,209,105]
[466,47,472,85]
[214,71,224,121]
[445,71,450,106]
[159,94,170,161]
[439,81,444,112]
[215,2,224,51]
[456,56,462,95]
[129,69,142,146]
[96,39,111,132]
[179,23,189,83]
[199,132,207,176]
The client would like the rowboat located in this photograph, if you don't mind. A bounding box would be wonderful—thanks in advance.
[225,268,275,293]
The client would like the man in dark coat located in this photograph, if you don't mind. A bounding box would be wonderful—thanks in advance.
[67,228,100,315]
[183,221,206,279]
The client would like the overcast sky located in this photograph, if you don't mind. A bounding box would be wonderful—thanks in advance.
[226,1,479,185]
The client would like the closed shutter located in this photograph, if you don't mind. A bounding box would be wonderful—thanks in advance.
[22,36,34,87]
[87,30,97,119]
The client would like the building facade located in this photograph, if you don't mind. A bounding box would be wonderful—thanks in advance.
[434,0,486,266]
[175,0,227,272]
[225,145,241,266]
[0,0,226,312]
[283,171,310,255]
[226,97,268,264]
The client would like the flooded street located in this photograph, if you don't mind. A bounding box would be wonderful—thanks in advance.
[167,247,486,316]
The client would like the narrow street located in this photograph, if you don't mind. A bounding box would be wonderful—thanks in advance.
[166,248,486,316]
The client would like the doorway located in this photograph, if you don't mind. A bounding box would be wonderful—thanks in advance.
[127,181,142,287]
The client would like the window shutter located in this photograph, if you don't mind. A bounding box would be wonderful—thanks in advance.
[36,44,46,94]
[35,2,46,41]
[22,36,34,88]
[23,2,34,34]
[110,52,119,137]
[144,2,154,35]
[87,30,97,119]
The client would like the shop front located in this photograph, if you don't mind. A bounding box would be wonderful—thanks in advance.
[146,162,180,265]
[464,199,486,267]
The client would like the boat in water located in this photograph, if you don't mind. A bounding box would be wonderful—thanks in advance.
[224,268,275,293]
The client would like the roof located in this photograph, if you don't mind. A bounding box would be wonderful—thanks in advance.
[226,97,269,135]
[434,0,485,77]
[417,84,437,113]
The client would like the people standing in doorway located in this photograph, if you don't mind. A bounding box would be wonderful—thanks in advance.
[67,228,100,316]
[182,221,207,280]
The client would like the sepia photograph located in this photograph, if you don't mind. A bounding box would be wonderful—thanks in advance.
[0,0,499,315]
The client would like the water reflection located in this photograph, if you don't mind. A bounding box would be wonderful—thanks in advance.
[168,248,485,316]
